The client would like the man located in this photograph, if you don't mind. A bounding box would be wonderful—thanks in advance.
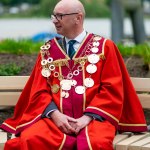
[0,0,147,150]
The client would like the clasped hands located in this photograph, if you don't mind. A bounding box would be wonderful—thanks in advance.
[50,110,92,135]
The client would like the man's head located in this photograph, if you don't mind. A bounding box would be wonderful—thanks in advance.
[51,0,85,39]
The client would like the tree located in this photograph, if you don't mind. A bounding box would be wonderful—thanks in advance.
[39,0,58,17]
[1,0,41,6]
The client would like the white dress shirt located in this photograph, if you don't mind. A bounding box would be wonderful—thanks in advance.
[65,30,87,54]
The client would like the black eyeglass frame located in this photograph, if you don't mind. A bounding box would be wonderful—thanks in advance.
[51,13,79,21]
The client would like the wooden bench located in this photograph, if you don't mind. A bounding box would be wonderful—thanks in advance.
[0,76,150,150]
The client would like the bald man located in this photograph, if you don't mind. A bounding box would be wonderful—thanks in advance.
[1,0,147,150]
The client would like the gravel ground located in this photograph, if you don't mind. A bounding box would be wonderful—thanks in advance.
[0,54,150,125]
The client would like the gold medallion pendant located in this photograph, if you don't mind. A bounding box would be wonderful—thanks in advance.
[51,84,60,94]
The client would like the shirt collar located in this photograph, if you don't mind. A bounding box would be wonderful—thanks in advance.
[65,30,87,44]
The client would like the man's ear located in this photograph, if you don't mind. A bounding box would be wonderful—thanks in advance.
[74,13,82,24]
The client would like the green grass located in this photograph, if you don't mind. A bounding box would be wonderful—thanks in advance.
[117,42,150,64]
[0,39,42,55]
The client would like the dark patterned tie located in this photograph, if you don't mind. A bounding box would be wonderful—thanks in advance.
[68,40,76,59]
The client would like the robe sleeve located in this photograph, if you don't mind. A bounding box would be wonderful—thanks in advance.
[42,101,58,118]
[84,39,124,127]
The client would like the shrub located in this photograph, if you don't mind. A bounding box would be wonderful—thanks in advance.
[0,39,42,54]
[117,42,150,64]
[0,63,24,76]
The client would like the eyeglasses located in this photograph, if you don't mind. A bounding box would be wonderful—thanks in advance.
[51,13,78,21]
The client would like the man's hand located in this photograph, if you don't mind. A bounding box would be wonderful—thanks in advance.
[71,115,93,135]
[50,110,77,134]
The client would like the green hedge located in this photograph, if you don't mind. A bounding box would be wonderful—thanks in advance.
[118,43,150,64]
[0,39,150,64]
[0,39,42,54]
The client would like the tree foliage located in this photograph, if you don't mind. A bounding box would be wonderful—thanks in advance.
[0,0,111,18]
[80,0,110,17]
[1,0,41,6]
[39,0,59,16]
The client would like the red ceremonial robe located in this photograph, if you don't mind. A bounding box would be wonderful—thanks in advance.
[0,33,147,150]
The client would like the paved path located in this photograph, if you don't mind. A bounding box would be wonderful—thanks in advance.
[0,18,150,40]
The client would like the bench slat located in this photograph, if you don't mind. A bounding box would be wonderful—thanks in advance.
[141,143,150,150]
[138,94,150,109]
[0,92,21,106]
[113,134,130,149]
[0,132,7,144]
[128,137,150,150]
[113,134,130,145]
[131,77,150,92]
[0,93,149,107]
[0,77,149,91]
[0,144,5,150]
[115,133,150,150]
[0,76,28,90]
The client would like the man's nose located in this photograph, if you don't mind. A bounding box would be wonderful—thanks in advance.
[52,17,58,23]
